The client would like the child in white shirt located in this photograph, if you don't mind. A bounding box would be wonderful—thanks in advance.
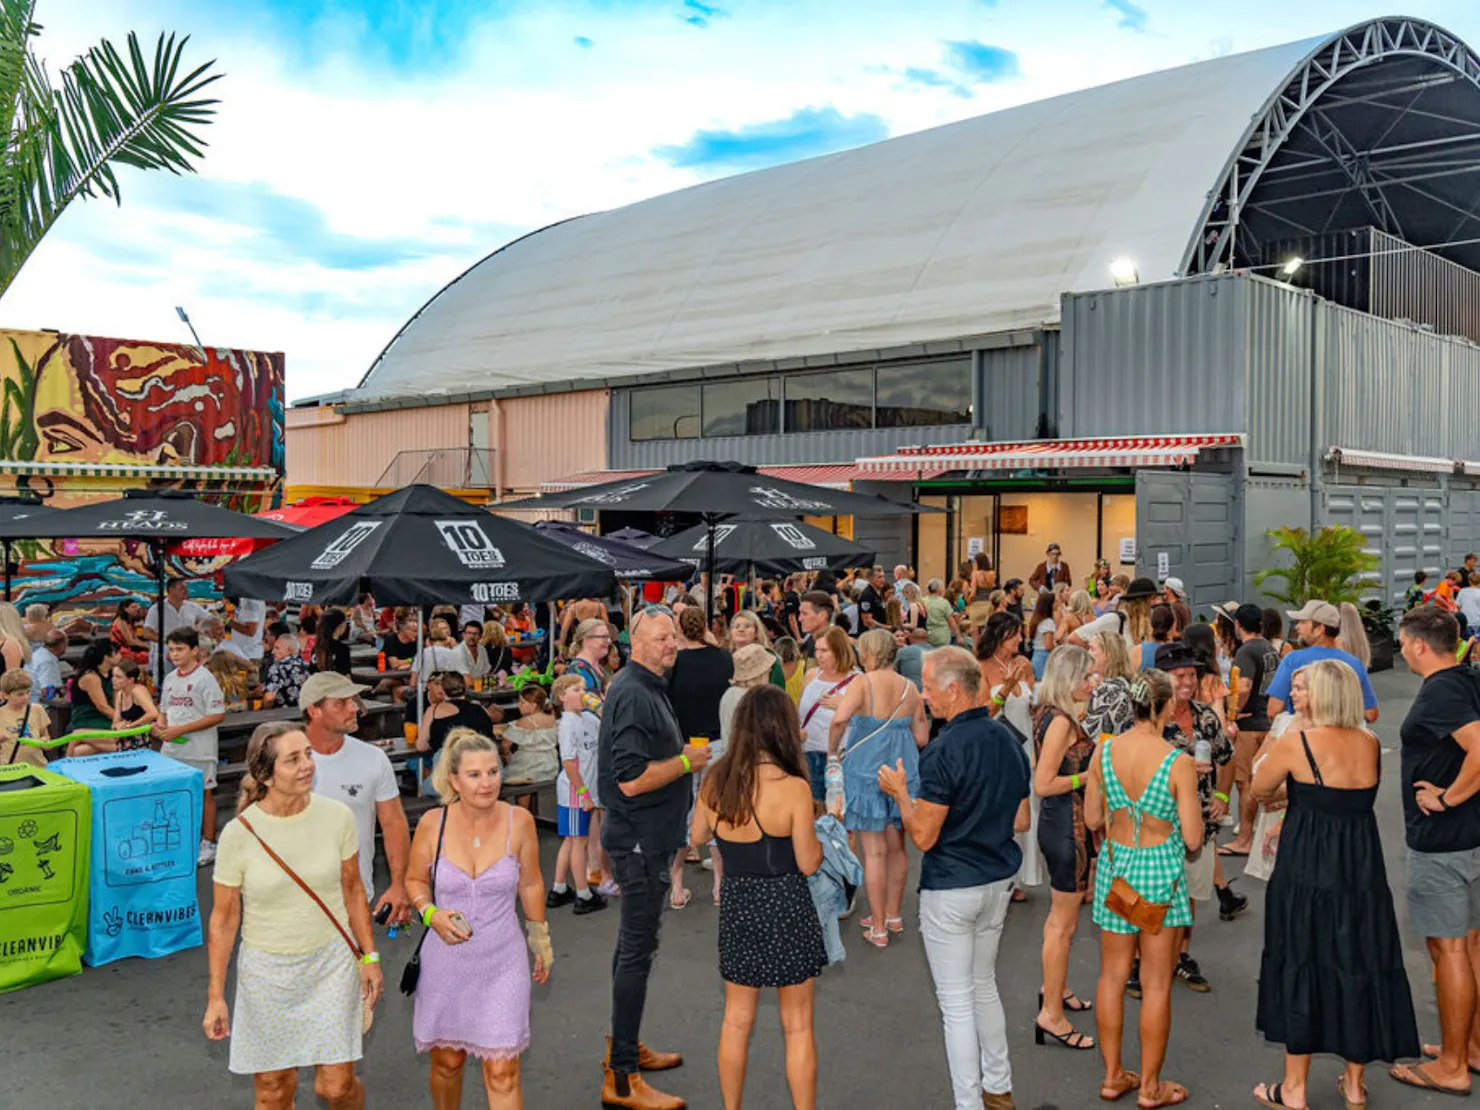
[544,675,606,914]
[156,628,226,866]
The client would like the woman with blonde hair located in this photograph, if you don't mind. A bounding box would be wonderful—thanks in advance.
[1084,630,1137,741]
[1336,602,1371,669]
[207,723,380,1110]
[829,628,929,947]
[408,727,552,1110]
[1032,645,1099,1050]
[0,600,32,675]
[729,610,785,686]
[1056,591,1096,646]
[1252,660,1417,1108]
[207,649,253,712]
[480,621,515,678]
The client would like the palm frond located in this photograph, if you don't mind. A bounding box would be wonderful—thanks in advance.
[0,23,220,297]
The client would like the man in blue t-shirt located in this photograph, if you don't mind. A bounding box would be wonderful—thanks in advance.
[1265,599,1379,723]
[879,646,1029,1110]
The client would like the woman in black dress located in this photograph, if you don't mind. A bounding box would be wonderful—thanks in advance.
[691,684,825,1110]
[1251,658,1418,1109]
[312,610,353,675]
[669,604,734,905]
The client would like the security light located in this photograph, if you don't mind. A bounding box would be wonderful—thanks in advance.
[1280,257,1304,277]
[1109,258,1139,287]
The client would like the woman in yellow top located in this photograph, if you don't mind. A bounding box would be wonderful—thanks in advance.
[776,636,808,705]
[204,722,382,1110]
[0,670,48,767]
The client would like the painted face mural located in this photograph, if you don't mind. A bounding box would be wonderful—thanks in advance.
[0,329,285,619]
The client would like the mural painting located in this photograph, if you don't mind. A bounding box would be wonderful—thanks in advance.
[0,330,285,623]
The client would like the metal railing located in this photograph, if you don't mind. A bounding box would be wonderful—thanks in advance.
[376,448,496,488]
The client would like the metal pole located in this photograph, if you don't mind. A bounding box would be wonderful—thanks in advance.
[415,606,425,731]
[155,540,166,689]
[705,514,717,624]
[3,539,10,601]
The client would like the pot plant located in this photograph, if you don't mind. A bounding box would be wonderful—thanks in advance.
[1255,525,1388,671]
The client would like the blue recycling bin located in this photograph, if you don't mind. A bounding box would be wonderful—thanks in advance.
[51,750,203,967]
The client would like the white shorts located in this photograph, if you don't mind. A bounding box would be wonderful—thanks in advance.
[164,751,218,790]
[1184,843,1215,902]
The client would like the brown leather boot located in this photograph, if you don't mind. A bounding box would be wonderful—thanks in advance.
[982,1091,1015,1109]
[601,1066,687,1109]
[604,1036,684,1072]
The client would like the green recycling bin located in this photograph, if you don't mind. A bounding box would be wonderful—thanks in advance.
[0,763,91,993]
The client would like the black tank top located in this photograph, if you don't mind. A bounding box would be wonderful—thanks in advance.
[716,809,799,878]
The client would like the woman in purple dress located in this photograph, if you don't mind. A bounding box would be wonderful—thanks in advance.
[408,728,553,1109]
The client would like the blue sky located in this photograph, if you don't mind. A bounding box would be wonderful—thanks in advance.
[10,0,1480,398]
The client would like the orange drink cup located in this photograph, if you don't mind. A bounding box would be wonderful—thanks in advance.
[689,736,708,748]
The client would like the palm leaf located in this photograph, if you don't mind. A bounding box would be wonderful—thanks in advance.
[0,15,220,298]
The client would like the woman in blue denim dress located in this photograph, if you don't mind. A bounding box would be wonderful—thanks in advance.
[829,629,930,948]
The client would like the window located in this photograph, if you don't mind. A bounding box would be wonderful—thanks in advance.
[784,369,873,432]
[630,385,700,441]
[875,359,972,427]
[703,377,781,437]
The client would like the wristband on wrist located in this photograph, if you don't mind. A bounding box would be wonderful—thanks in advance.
[421,903,438,927]
[1069,773,1081,791]
[1213,791,1230,803]
[679,753,692,774]
[361,951,380,965]
[576,786,589,796]
[991,694,1006,706]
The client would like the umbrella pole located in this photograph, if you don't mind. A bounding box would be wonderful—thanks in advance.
[415,607,424,734]
[155,540,166,690]
[3,539,10,602]
[705,514,717,625]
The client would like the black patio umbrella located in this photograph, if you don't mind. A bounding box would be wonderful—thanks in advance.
[24,489,297,685]
[0,497,67,600]
[499,461,931,618]
[605,526,658,549]
[532,520,692,582]
[652,517,877,577]
[225,484,618,607]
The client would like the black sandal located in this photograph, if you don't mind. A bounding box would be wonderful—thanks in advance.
[1039,988,1093,1012]
[1034,1021,1095,1050]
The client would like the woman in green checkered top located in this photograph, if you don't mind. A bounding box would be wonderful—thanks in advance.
[1084,669,1205,1109]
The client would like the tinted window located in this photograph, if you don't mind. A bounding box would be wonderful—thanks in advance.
[703,377,781,437]
[876,359,973,427]
[785,369,873,432]
[630,385,700,441]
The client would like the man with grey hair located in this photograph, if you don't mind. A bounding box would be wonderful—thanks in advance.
[879,645,1031,1110]
[197,614,237,659]
[894,563,919,598]
[26,629,66,703]
[924,578,959,647]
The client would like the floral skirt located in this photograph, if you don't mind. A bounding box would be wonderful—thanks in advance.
[229,941,362,1075]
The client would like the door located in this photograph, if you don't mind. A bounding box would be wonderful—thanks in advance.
[1135,471,1241,609]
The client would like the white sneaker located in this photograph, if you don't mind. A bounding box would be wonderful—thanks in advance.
[197,841,218,867]
[838,891,857,919]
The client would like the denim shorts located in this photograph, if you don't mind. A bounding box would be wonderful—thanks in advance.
[1407,846,1480,939]
[804,752,828,802]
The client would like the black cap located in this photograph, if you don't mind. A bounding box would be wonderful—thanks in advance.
[1154,643,1203,673]
[1234,603,1263,633]
[1122,576,1160,601]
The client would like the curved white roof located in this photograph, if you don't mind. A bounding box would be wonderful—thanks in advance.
[357,37,1322,400]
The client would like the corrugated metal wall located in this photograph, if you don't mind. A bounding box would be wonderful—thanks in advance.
[1448,484,1480,570]
[1320,482,1445,603]
[1322,303,1480,460]
[496,390,609,493]
[608,388,972,468]
[285,403,471,487]
[980,345,1043,442]
[1059,274,1312,466]
[1369,228,1480,346]
[1243,477,1310,601]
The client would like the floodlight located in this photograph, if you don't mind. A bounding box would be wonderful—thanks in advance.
[1109,258,1139,287]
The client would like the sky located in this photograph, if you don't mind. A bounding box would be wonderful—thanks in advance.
[11,0,1480,401]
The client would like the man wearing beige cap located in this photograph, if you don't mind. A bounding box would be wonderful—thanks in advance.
[1266,599,1380,723]
[301,671,413,926]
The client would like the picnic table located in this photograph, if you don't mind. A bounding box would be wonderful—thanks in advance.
[350,666,412,684]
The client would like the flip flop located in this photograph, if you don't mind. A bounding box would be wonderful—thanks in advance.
[1137,1080,1188,1108]
[1338,1075,1366,1110]
[1100,1071,1140,1102]
[1389,1061,1469,1096]
[1422,1043,1480,1076]
[1253,1081,1300,1108]
[1218,845,1250,857]
[669,888,692,910]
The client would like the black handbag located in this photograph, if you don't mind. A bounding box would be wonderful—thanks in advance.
[400,805,447,995]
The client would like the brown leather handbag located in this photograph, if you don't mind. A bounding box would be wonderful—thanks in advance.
[1101,840,1176,936]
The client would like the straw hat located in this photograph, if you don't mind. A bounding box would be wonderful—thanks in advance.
[730,644,773,686]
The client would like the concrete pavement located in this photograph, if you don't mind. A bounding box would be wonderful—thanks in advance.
[5,666,1464,1108]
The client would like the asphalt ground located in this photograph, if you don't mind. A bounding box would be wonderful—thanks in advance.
[6,665,1468,1109]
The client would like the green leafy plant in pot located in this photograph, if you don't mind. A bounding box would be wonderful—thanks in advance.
[1255,526,1392,671]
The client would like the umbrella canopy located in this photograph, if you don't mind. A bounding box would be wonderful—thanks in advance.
[0,496,66,538]
[533,521,692,581]
[174,496,361,559]
[224,484,617,607]
[605,526,658,549]
[653,517,877,576]
[498,460,931,517]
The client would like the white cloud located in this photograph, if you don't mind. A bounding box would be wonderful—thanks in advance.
[8,0,1480,400]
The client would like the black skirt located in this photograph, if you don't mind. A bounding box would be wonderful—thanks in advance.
[1256,777,1419,1063]
[718,872,828,989]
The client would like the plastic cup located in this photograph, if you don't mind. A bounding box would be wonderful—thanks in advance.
[404,723,419,746]
[689,736,709,749]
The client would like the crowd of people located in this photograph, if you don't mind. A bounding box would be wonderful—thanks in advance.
[14,539,1480,1109]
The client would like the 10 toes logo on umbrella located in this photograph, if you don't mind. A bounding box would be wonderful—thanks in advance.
[311,521,382,569]
[436,520,506,568]
[769,523,815,549]
[472,582,520,603]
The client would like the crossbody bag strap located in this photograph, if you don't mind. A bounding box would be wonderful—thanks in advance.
[801,674,856,729]
[841,679,912,763]
[239,814,361,962]
[410,806,449,960]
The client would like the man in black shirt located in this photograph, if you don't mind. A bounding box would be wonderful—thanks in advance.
[598,606,709,1109]
[857,565,887,630]
[1002,578,1026,623]
[1224,604,1280,857]
[1392,607,1480,1096]
[797,590,834,662]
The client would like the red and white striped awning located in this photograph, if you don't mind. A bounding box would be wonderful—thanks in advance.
[858,434,1244,476]
[539,463,867,494]
[1326,447,1456,473]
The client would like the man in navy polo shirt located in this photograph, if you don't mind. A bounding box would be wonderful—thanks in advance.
[879,646,1030,1110]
